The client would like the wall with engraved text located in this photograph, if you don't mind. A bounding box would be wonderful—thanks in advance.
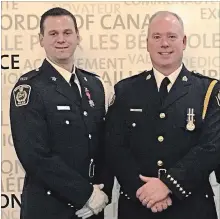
[1,1,220,218]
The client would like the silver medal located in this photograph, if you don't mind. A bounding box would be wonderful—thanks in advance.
[186,108,195,131]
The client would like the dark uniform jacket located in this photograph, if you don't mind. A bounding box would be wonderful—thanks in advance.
[105,65,220,219]
[10,59,113,219]
[215,166,220,183]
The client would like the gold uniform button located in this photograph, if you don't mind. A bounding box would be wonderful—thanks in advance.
[160,113,166,119]
[158,136,164,142]
[157,160,163,166]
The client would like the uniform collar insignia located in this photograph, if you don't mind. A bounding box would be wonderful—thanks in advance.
[51,77,57,81]
[146,74,152,80]
[182,76,188,82]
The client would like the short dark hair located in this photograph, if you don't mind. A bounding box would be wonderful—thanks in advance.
[40,7,78,35]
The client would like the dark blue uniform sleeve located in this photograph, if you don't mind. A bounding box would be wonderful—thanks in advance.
[10,82,93,208]
[105,86,144,202]
[161,82,220,200]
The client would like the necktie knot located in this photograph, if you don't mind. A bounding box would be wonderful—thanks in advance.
[160,77,170,89]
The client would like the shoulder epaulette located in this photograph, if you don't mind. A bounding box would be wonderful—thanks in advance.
[78,68,99,77]
[191,71,218,81]
[118,70,146,84]
[19,68,41,82]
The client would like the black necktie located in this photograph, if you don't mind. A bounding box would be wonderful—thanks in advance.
[159,77,170,101]
[70,74,81,103]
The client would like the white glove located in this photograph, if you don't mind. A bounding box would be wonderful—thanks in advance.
[86,184,108,215]
[75,207,93,219]
[75,184,108,218]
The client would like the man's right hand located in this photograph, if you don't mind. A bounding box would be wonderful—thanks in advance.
[85,184,108,215]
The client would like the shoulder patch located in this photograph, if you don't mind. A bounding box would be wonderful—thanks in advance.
[13,84,31,107]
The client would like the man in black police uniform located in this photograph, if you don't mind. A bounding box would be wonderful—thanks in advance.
[10,7,113,219]
[105,11,220,219]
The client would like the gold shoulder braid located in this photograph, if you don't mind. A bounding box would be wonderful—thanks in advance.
[202,80,218,120]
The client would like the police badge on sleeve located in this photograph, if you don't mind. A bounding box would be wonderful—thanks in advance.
[13,84,31,107]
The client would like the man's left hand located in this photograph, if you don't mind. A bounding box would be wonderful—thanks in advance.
[136,175,170,208]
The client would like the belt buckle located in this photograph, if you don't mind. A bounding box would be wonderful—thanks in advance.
[158,168,167,179]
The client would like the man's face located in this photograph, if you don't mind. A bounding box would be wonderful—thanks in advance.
[147,14,186,72]
[39,15,79,64]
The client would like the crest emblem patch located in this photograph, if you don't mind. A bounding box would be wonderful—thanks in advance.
[13,84,31,107]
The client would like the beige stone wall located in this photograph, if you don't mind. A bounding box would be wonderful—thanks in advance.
[1,1,220,218]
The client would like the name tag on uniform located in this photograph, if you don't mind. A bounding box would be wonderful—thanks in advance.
[130,108,142,112]
[57,106,71,111]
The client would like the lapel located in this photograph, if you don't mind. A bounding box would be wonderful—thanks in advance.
[137,70,161,108]
[40,59,81,106]
[76,68,96,109]
[162,65,192,110]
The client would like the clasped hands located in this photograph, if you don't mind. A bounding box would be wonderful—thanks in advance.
[75,184,108,219]
[136,175,172,213]
[75,175,172,218]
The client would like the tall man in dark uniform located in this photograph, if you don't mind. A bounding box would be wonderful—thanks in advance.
[105,11,220,219]
[10,7,113,219]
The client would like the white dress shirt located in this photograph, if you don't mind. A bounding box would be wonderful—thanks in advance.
[153,64,183,92]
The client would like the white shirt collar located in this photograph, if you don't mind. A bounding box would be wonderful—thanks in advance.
[153,64,183,91]
[46,57,77,83]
